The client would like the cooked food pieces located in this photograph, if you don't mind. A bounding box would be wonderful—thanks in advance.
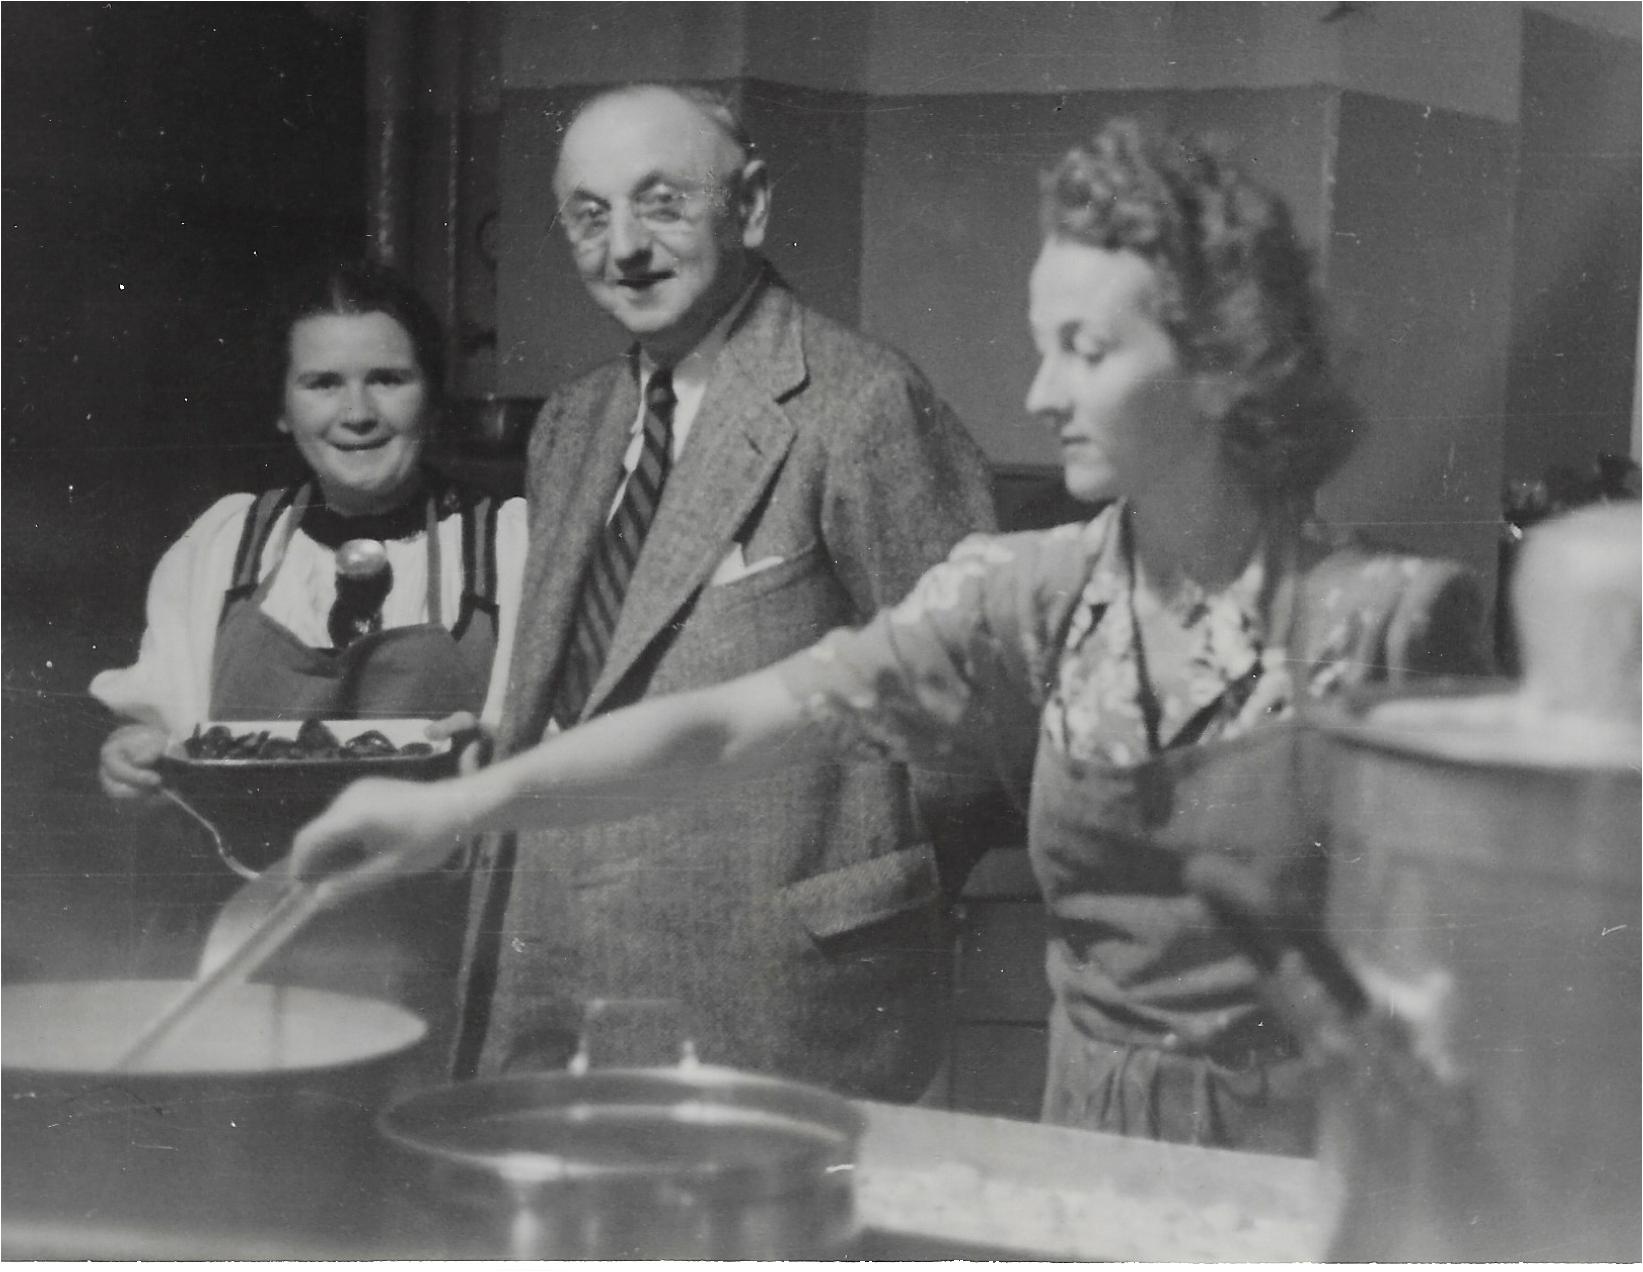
[182,719,434,761]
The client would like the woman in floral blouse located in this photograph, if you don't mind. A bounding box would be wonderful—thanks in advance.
[295,120,1489,1153]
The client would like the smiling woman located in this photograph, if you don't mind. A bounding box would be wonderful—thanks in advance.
[280,311,430,517]
[92,259,528,744]
[85,260,529,1018]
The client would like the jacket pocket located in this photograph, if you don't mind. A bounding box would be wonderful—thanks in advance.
[779,842,940,940]
[696,542,825,611]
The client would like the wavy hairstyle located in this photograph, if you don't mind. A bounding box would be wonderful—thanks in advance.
[1041,119,1357,502]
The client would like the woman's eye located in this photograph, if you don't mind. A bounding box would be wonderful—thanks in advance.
[369,370,417,388]
[298,373,342,390]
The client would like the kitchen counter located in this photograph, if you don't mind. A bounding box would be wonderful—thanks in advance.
[3,1097,1328,1261]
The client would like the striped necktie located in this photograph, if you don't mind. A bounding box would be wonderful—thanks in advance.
[551,368,677,727]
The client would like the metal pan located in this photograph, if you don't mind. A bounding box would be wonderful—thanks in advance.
[2,979,427,1253]
[377,1059,865,1259]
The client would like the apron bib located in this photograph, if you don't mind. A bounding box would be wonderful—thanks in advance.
[210,483,494,721]
[1026,521,1324,1152]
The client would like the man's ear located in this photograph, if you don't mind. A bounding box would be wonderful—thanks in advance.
[737,158,771,251]
[275,416,292,435]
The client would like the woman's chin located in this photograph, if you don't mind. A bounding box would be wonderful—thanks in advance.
[315,471,423,516]
[1061,471,1117,505]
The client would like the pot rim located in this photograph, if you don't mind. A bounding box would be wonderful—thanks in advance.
[378,1064,863,1199]
[1,979,428,1079]
[1309,680,1641,776]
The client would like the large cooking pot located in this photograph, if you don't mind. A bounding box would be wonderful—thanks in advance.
[377,1051,865,1259]
[2,979,427,1256]
[1312,686,1640,1262]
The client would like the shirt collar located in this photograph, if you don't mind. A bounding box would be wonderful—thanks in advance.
[1074,498,1274,673]
[634,272,761,408]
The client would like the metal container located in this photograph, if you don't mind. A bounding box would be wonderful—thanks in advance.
[377,1061,866,1259]
[2,979,427,1253]
[1312,688,1641,1261]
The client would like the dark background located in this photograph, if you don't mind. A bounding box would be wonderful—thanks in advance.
[4,3,367,979]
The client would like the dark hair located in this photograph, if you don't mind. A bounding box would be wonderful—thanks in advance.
[1041,119,1357,502]
[562,81,759,165]
[267,258,446,411]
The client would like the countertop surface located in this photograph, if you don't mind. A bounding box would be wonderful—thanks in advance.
[3,1095,1327,1261]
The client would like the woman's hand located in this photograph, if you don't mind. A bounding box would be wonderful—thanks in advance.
[289,776,473,886]
[99,723,170,801]
[427,710,494,774]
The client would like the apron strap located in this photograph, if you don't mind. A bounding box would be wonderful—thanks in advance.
[423,489,443,625]
[450,488,503,642]
[219,483,306,625]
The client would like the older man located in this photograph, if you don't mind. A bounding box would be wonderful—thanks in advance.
[450,83,998,1099]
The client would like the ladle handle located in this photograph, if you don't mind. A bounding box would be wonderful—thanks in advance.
[1184,853,1369,1017]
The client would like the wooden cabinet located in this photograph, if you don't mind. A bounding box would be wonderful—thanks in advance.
[942,848,1051,1121]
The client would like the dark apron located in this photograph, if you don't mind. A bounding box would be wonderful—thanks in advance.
[1027,528,1323,1155]
[210,484,493,721]
[146,484,496,1063]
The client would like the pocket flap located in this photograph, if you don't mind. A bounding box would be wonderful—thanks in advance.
[780,842,939,939]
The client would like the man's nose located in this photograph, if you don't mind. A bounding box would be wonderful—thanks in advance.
[606,201,653,265]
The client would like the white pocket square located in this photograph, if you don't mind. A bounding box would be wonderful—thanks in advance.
[709,545,786,586]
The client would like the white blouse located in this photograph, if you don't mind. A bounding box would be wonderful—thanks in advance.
[90,492,529,737]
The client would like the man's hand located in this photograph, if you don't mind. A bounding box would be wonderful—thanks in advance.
[428,711,495,775]
[99,724,170,802]
[290,776,472,886]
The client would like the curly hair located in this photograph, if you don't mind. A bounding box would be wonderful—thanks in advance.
[1041,119,1357,501]
[265,257,447,414]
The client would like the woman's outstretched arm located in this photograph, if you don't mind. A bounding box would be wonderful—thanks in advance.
[290,665,818,883]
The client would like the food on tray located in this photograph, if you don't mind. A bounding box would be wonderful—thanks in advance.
[182,719,436,762]
[856,1160,1323,1262]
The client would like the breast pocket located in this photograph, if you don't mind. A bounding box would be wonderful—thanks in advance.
[697,542,827,613]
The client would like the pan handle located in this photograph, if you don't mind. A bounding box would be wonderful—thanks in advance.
[568,997,700,1074]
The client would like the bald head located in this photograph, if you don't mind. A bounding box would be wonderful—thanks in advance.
[552,84,770,364]
[562,83,755,171]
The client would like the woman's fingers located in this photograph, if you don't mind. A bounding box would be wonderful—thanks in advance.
[290,777,454,883]
[427,710,494,773]
[99,724,168,800]
[426,711,478,741]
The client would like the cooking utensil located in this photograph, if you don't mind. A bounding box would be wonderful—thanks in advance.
[3,979,427,1252]
[376,1003,865,1259]
[113,850,386,1074]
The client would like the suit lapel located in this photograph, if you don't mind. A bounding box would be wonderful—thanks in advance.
[584,274,806,717]
[502,367,638,750]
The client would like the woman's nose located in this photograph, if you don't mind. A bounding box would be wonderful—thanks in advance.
[1024,356,1065,423]
[339,383,376,427]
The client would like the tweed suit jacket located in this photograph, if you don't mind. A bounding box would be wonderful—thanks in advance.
[453,268,998,1099]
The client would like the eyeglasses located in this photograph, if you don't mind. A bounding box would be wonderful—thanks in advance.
[557,183,729,248]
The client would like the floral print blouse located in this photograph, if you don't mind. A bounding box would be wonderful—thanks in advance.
[777,501,1489,785]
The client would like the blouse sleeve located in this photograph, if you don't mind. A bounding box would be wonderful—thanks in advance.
[480,496,529,727]
[775,524,1095,774]
[88,493,254,737]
